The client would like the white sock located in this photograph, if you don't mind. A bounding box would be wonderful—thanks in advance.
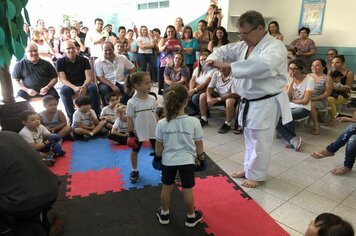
[187,212,196,218]
[132,169,138,172]
[225,121,231,126]
[201,116,207,121]
[161,209,169,215]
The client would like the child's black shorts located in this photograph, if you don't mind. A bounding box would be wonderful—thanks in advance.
[161,164,195,189]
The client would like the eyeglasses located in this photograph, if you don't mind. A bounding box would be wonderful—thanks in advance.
[288,67,299,71]
[237,27,257,38]
[66,47,76,50]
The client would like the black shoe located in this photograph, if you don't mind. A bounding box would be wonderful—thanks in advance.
[156,208,170,225]
[218,123,231,134]
[42,155,56,167]
[185,210,203,227]
[82,134,91,141]
[129,170,139,183]
[200,119,208,127]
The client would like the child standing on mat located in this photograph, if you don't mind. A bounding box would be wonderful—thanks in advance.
[100,92,121,130]
[108,105,129,145]
[39,95,72,139]
[155,84,204,227]
[126,72,158,183]
[72,96,106,141]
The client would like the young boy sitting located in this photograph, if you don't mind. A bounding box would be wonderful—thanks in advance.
[100,92,121,130]
[107,104,128,145]
[39,95,72,140]
[19,110,65,166]
[72,96,106,141]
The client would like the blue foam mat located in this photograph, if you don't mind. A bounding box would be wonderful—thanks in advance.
[113,146,162,189]
[69,138,162,189]
[70,139,118,173]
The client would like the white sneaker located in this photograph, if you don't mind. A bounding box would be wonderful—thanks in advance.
[290,136,302,151]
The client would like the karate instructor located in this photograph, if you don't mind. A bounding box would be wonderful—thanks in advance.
[205,10,292,188]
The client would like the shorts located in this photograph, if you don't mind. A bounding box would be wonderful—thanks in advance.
[161,164,195,189]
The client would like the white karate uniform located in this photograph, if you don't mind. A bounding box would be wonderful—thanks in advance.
[207,33,292,181]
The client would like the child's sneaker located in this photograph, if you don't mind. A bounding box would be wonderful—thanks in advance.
[42,155,56,167]
[185,210,203,227]
[82,134,91,141]
[156,208,170,225]
[129,170,139,183]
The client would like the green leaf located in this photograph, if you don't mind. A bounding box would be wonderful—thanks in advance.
[23,7,30,25]
[11,0,22,17]
[0,27,5,46]
[6,0,16,19]
[11,38,24,59]
[0,45,12,67]
[18,28,27,46]
[18,0,28,8]
[8,20,18,38]
[0,2,6,21]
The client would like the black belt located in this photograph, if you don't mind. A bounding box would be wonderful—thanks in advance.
[239,92,280,128]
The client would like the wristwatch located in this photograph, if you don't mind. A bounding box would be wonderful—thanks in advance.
[218,97,222,101]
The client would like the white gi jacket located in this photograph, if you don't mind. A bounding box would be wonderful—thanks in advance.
[207,33,292,129]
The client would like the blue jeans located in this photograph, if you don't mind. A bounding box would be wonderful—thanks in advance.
[327,123,356,169]
[185,91,202,116]
[138,53,157,82]
[98,82,131,106]
[60,84,100,122]
[276,107,310,142]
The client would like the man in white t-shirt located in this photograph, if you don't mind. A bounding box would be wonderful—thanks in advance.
[95,42,136,105]
[84,18,106,59]
[199,69,239,133]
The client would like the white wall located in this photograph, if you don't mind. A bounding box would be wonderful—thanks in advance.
[224,0,356,47]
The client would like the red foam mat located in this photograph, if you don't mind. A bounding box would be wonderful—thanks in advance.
[66,168,124,199]
[49,141,72,176]
[192,175,288,236]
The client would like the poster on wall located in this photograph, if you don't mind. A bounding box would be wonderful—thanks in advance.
[299,0,327,34]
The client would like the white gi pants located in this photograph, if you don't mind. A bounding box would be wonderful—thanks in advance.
[243,98,281,181]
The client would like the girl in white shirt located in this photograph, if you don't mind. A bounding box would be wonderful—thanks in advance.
[126,72,158,183]
[155,84,204,227]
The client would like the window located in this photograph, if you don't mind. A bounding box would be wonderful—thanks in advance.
[159,1,169,8]
[137,0,169,10]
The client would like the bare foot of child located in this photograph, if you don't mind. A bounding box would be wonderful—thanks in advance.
[311,149,334,159]
[331,167,352,175]
[231,171,245,178]
[242,179,261,188]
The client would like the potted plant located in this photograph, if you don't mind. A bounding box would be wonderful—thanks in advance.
[0,0,33,132]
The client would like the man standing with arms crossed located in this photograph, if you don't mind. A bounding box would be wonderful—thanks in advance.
[206,10,292,188]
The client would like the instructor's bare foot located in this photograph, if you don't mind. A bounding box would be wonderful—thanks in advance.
[242,179,262,188]
[231,171,245,178]
[331,167,352,175]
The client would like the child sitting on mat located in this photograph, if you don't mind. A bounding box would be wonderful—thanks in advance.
[19,110,65,166]
[72,96,106,141]
[155,84,205,228]
[107,104,128,145]
[100,92,121,130]
[39,95,72,140]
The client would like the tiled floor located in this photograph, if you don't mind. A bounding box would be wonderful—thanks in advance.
[203,108,356,236]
